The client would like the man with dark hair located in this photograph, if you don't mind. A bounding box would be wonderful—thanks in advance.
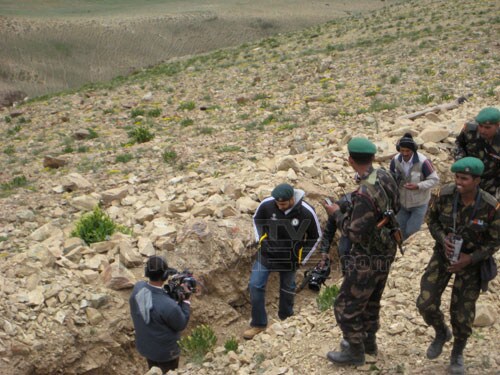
[325,137,400,366]
[390,133,439,239]
[416,157,499,375]
[243,183,321,340]
[129,255,191,373]
[454,107,499,199]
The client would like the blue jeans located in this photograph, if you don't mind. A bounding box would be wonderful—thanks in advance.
[396,204,428,240]
[248,261,296,328]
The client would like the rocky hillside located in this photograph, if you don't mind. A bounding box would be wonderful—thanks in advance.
[0,0,498,374]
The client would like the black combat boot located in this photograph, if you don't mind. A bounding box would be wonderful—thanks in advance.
[327,342,365,366]
[364,333,378,356]
[427,326,452,359]
[449,339,467,375]
[340,334,378,356]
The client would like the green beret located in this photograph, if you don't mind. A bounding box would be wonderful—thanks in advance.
[347,137,377,154]
[451,157,484,176]
[475,107,500,125]
[272,183,294,201]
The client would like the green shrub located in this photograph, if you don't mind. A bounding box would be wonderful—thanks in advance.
[316,284,340,312]
[162,149,177,164]
[218,145,242,152]
[1,175,28,191]
[87,128,99,139]
[4,116,12,123]
[179,324,217,364]
[62,145,74,154]
[198,127,214,135]
[128,126,154,143]
[131,108,145,118]
[3,145,15,155]
[147,108,162,117]
[178,101,196,111]
[224,337,239,354]
[180,118,194,127]
[115,153,133,163]
[7,124,21,136]
[71,206,130,245]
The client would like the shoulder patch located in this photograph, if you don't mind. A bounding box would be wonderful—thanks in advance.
[480,190,498,208]
[439,183,456,196]
[465,121,478,132]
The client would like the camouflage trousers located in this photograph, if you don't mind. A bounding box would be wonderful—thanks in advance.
[416,250,481,340]
[334,250,394,344]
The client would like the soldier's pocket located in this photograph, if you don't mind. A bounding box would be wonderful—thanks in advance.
[438,213,453,231]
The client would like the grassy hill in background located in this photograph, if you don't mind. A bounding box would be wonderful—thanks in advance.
[0,0,401,98]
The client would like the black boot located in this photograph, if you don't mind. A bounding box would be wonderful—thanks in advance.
[327,342,365,366]
[427,326,452,359]
[449,339,466,375]
[340,334,378,356]
[364,333,378,356]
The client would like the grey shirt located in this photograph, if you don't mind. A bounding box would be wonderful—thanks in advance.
[129,281,190,362]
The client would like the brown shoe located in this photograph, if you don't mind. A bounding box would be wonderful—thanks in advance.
[243,326,266,340]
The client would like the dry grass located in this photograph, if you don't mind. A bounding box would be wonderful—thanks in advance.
[0,0,402,97]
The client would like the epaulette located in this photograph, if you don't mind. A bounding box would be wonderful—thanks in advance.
[480,189,499,208]
[439,183,456,197]
[464,121,478,132]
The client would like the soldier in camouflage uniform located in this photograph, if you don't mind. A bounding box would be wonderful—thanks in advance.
[454,107,499,199]
[416,157,499,375]
[325,137,400,366]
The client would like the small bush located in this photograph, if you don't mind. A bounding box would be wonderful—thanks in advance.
[3,145,15,155]
[180,118,194,127]
[71,206,128,245]
[147,108,162,117]
[4,116,12,123]
[131,108,145,118]
[1,175,28,191]
[198,127,214,135]
[128,126,155,143]
[115,153,133,163]
[179,324,217,364]
[218,145,242,152]
[162,149,177,164]
[178,101,196,111]
[7,124,21,136]
[316,284,340,312]
[87,128,99,139]
[224,337,239,353]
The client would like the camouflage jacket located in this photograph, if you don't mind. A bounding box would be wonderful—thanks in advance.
[427,183,499,264]
[335,167,400,256]
[454,122,500,196]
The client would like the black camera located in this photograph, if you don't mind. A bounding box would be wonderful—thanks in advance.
[296,258,331,292]
[307,258,331,291]
[163,270,197,302]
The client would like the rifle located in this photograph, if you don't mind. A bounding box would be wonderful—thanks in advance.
[376,210,404,255]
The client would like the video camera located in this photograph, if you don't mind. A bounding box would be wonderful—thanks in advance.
[296,258,331,293]
[163,269,197,302]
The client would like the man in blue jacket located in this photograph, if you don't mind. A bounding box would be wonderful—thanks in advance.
[129,255,191,373]
[243,183,321,340]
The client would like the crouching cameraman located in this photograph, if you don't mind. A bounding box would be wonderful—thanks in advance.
[129,255,191,373]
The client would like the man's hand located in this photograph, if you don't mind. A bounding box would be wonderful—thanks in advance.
[444,234,455,259]
[319,252,329,268]
[447,253,472,273]
[404,183,419,190]
[322,201,340,216]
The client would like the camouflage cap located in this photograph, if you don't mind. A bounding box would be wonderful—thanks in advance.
[271,183,294,201]
[451,157,484,176]
[475,107,500,125]
[347,137,377,154]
